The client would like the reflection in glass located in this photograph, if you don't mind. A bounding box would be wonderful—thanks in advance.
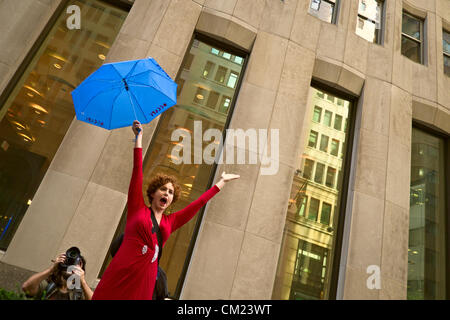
[402,13,421,40]
[308,130,318,148]
[308,0,337,24]
[444,30,450,76]
[273,88,351,300]
[445,55,450,76]
[99,38,245,297]
[355,0,383,43]
[324,110,332,127]
[0,0,127,250]
[401,36,421,64]
[401,12,423,63]
[408,128,446,300]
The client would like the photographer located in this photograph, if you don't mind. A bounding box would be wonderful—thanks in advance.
[22,248,93,300]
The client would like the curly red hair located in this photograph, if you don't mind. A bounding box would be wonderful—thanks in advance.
[146,173,181,205]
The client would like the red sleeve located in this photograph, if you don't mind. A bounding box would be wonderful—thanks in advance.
[127,148,145,215]
[168,185,220,233]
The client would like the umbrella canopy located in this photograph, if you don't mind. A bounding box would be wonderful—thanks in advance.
[71,57,177,130]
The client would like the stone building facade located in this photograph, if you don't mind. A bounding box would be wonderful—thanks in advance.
[0,0,449,300]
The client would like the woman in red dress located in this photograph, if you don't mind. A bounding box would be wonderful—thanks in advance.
[92,121,239,300]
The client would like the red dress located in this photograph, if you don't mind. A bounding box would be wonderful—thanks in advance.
[92,148,220,300]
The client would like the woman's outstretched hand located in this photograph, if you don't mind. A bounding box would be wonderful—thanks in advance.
[216,171,240,190]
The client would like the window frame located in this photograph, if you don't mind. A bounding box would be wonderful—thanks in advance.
[411,121,450,299]
[355,0,385,45]
[401,11,425,64]
[309,0,340,24]
[158,32,249,299]
[309,79,359,300]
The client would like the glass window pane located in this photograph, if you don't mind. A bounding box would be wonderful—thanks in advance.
[320,134,329,152]
[444,55,450,76]
[358,0,382,22]
[325,167,336,188]
[227,71,239,88]
[273,87,352,300]
[303,159,314,179]
[356,16,378,43]
[309,0,335,24]
[193,87,207,105]
[334,114,342,130]
[320,202,332,225]
[184,53,194,70]
[402,13,421,40]
[222,52,231,60]
[402,35,421,63]
[0,0,127,250]
[206,91,220,109]
[203,61,215,78]
[443,30,450,54]
[356,0,383,43]
[314,163,325,184]
[308,198,320,221]
[324,111,332,127]
[313,106,322,122]
[297,197,307,217]
[219,96,232,114]
[408,128,446,300]
[308,130,318,148]
[330,139,339,156]
[234,56,244,64]
[215,66,227,83]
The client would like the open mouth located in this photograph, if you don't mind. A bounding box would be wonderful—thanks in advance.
[160,198,168,206]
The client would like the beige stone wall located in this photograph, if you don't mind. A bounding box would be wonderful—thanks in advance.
[1,0,449,300]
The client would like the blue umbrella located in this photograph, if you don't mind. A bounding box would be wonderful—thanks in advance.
[71,57,177,130]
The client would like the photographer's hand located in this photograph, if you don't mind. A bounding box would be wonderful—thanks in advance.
[21,253,65,297]
[71,266,93,300]
[50,253,66,272]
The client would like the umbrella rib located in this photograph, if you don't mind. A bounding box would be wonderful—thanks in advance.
[127,69,171,86]
[127,80,163,96]
[128,90,150,123]
[123,60,140,80]
[110,63,128,81]
[80,79,119,85]
[77,85,124,114]
[109,88,125,127]
[126,82,176,105]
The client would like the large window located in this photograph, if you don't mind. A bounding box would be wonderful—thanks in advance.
[355,0,384,44]
[308,0,339,24]
[443,29,450,76]
[408,127,447,300]
[273,87,352,300]
[99,36,246,298]
[0,0,128,250]
[401,12,424,64]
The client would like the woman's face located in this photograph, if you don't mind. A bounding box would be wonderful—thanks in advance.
[151,182,174,211]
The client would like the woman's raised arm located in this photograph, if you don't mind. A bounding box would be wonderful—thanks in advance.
[128,121,145,213]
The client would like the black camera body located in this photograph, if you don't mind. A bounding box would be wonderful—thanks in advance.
[58,246,82,272]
